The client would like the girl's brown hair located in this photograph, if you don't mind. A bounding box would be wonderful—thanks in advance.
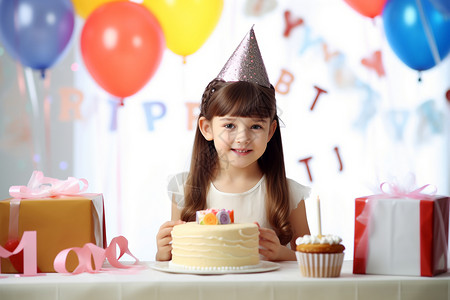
[181,79,293,245]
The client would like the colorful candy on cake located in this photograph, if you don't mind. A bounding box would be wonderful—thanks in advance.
[171,209,259,270]
[196,208,234,225]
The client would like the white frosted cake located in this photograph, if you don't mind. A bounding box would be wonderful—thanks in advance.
[171,210,260,270]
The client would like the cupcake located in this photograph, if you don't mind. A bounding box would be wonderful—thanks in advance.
[295,234,345,277]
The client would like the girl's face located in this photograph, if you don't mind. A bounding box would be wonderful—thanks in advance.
[199,115,277,172]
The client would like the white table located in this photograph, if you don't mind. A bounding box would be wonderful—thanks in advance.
[1,261,449,300]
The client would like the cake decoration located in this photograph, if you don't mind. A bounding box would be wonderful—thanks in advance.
[196,209,234,225]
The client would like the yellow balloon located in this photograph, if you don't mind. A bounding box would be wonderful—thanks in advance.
[72,0,126,19]
[143,0,224,59]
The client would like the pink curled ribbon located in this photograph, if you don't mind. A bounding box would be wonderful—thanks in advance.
[9,170,88,199]
[53,236,143,275]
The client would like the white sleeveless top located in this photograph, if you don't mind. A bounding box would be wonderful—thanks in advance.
[167,172,310,230]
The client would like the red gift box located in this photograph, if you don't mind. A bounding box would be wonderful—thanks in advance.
[354,193,449,276]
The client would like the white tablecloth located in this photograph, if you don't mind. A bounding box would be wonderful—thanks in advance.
[1,261,449,300]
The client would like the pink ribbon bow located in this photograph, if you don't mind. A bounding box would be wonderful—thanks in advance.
[374,182,437,200]
[9,171,88,199]
[357,182,437,226]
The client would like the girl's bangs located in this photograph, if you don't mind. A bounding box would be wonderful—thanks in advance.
[212,81,275,119]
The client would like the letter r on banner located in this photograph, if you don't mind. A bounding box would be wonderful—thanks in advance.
[59,88,84,121]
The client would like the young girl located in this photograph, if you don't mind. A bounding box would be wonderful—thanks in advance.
[156,28,310,262]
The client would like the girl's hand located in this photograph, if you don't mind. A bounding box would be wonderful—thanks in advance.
[258,227,296,261]
[155,220,185,261]
[258,227,283,261]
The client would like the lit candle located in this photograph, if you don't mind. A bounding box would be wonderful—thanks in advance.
[317,196,322,237]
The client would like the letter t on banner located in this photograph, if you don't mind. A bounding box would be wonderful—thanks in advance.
[299,156,313,182]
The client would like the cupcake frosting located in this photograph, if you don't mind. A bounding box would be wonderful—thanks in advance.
[296,234,342,245]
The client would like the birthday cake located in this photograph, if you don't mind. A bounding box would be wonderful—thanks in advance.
[170,209,260,270]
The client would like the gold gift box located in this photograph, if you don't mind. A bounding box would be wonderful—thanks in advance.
[0,195,105,273]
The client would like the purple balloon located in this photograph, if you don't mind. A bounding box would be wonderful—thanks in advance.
[0,0,75,76]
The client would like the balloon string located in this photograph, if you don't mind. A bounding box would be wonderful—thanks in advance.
[24,68,39,118]
[24,67,42,170]
[415,0,441,66]
[43,71,52,175]
[181,57,186,101]
[116,106,123,235]
[17,64,37,170]
[16,62,26,96]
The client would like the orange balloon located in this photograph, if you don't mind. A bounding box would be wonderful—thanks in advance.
[81,2,165,99]
[343,0,387,18]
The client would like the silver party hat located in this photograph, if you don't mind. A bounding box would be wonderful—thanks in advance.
[216,26,271,88]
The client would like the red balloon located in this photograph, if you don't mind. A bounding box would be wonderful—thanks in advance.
[343,0,388,18]
[81,2,165,99]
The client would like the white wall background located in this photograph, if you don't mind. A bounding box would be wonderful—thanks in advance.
[1,0,449,261]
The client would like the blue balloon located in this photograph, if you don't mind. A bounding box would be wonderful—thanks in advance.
[430,0,450,16]
[382,0,450,71]
[0,0,74,75]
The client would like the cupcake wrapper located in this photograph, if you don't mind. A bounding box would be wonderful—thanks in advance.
[295,252,344,277]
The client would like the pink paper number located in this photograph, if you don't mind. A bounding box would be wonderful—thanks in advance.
[0,231,38,277]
